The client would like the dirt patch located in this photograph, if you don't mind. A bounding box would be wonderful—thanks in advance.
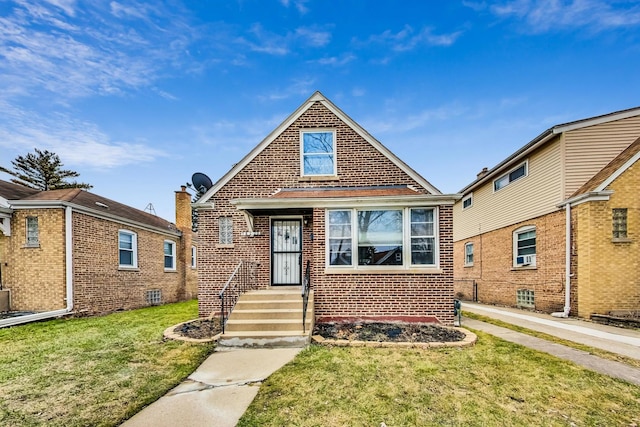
[313,321,466,343]
[173,318,222,340]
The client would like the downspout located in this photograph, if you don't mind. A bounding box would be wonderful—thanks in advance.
[0,206,74,328]
[552,202,571,318]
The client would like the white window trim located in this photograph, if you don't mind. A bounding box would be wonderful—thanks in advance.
[164,240,176,271]
[464,242,474,266]
[462,193,473,210]
[118,229,138,268]
[191,245,197,268]
[513,225,536,268]
[325,206,439,270]
[493,160,528,192]
[300,129,337,177]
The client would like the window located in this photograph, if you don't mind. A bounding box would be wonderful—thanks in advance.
[26,216,39,246]
[219,217,233,244]
[514,226,536,267]
[118,230,138,268]
[410,209,435,265]
[301,130,336,176]
[164,241,176,270]
[464,242,474,266]
[516,289,535,308]
[327,207,437,268]
[328,210,352,266]
[191,246,197,268]
[494,161,527,191]
[164,240,176,270]
[613,208,628,239]
[462,194,473,209]
[146,289,162,305]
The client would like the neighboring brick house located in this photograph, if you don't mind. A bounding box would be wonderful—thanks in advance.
[0,180,197,326]
[453,107,640,318]
[194,92,459,325]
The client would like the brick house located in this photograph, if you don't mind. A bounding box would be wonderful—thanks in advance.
[194,91,459,329]
[0,180,197,326]
[453,107,640,318]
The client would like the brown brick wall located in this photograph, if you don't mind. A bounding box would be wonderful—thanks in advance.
[72,211,186,315]
[197,101,454,324]
[454,210,569,314]
[0,209,67,311]
[574,161,640,316]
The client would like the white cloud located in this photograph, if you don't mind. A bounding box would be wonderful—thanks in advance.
[0,103,167,169]
[257,78,317,101]
[489,0,640,32]
[280,0,311,14]
[361,25,463,52]
[238,24,332,56]
[313,53,356,66]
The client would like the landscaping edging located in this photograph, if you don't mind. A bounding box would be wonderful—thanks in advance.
[311,327,477,348]
[163,319,221,343]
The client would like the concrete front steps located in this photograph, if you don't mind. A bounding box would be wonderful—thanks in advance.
[218,287,314,348]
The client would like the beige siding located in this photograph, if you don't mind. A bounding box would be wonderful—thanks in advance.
[564,115,640,198]
[454,138,563,241]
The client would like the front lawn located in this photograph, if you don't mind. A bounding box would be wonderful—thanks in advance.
[0,300,214,427]
[239,331,640,426]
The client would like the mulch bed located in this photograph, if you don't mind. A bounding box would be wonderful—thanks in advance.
[171,318,466,344]
[173,318,222,340]
[313,321,466,343]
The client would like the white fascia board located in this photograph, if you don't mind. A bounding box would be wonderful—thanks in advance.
[10,200,181,237]
[595,150,640,192]
[231,194,460,211]
[557,191,614,208]
[554,108,640,133]
[0,196,10,208]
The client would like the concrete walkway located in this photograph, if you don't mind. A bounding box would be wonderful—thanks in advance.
[121,347,301,427]
[462,302,640,385]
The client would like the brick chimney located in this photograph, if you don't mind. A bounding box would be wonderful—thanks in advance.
[175,186,197,300]
[175,186,192,231]
[476,167,489,179]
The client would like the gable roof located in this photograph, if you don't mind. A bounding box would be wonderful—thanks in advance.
[571,136,640,197]
[0,180,178,234]
[459,106,640,195]
[195,91,442,206]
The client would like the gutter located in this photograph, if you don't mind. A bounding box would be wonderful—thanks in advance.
[552,202,571,318]
[0,206,74,328]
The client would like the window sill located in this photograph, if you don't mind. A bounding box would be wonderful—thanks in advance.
[464,264,474,268]
[23,244,40,249]
[511,266,537,271]
[118,267,139,272]
[164,269,178,273]
[298,176,340,182]
[325,267,443,275]
[216,244,235,249]
[612,238,632,243]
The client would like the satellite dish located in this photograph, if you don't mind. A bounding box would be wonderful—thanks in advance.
[191,172,213,194]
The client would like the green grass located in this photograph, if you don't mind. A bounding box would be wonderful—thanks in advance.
[0,300,214,427]
[463,311,640,369]
[239,334,640,426]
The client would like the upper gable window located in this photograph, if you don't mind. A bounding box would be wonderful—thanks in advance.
[494,161,528,191]
[462,194,473,209]
[301,130,336,176]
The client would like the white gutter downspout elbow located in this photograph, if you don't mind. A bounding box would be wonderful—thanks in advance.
[0,206,74,328]
[552,202,571,318]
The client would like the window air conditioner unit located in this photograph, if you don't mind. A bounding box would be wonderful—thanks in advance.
[516,255,536,266]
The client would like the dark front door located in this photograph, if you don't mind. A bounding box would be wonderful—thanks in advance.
[271,219,302,286]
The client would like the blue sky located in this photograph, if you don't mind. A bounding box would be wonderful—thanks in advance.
[1,0,639,221]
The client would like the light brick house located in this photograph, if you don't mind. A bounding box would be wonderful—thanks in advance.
[194,92,459,326]
[454,107,640,318]
[0,180,197,326]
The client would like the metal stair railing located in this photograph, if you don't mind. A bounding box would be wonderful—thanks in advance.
[219,261,260,334]
[302,260,311,333]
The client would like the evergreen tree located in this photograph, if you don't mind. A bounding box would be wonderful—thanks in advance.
[0,148,92,191]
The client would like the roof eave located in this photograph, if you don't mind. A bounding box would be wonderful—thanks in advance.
[231,193,461,211]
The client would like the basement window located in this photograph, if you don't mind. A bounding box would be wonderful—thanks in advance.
[146,289,162,305]
[516,289,535,308]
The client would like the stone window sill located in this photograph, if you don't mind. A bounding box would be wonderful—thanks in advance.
[216,244,235,249]
[298,176,340,182]
[325,267,443,275]
[23,244,40,249]
[164,269,178,273]
[612,238,632,243]
[118,267,140,272]
[511,266,537,271]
